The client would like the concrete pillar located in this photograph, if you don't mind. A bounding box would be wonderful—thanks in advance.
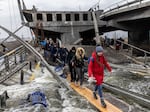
[32,13,37,22]
[92,11,101,45]
[52,13,56,22]
[80,13,83,21]
[88,12,92,21]
[43,13,47,22]
[71,13,74,21]
[62,13,65,22]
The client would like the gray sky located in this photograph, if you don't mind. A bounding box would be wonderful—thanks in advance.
[0,0,125,40]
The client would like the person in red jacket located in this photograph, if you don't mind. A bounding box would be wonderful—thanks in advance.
[88,46,112,108]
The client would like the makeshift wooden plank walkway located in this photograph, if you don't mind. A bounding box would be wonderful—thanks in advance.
[67,75,122,112]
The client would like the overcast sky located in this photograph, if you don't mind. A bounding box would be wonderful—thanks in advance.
[0,0,126,40]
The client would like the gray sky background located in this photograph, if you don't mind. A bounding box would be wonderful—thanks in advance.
[0,0,127,40]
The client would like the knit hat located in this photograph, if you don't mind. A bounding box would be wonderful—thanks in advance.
[96,46,103,52]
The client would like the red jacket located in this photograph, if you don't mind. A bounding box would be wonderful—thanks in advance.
[88,51,112,85]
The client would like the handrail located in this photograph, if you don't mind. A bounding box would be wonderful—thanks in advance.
[115,39,150,64]
[103,0,145,14]
[117,39,150,55]
[0,45,23,60]
[0,45,25,72]
[103,83,150,109]
[0,62,28,83]
[0,25,71,90]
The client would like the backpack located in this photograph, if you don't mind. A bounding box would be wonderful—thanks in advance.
[88,56,94,64]
[88,56,104,67]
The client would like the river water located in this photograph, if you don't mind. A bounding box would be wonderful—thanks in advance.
[0,67,98,112]
[104,63,150,112]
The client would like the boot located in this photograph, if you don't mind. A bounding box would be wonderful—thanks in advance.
[93,92,98,99]
[100,99,107,108]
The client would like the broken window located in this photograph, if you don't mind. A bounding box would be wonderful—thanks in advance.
[56,14,62,21]
[83,14,88,21]
[37,13,43,20]
[47,14,53,21]
[66,14,71,21]
[74,14,79,21]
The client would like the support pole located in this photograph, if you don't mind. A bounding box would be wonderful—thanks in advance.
[29,61,32,72]
[20,53,23,63]
[20,70,24,85]
[17,0,25,24]
[14,52,17,65]
[144,53,147,64]
[91,11,101,45]
[4,56,9,71]
[0,91,9,108]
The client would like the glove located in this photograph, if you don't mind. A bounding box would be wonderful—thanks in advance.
[88,77,97,84]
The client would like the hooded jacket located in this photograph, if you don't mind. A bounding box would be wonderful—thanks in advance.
[72,47,85,68]
[88,51,112,85]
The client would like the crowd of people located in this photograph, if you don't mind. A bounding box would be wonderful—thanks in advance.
[41,38,112,108]
[40,38,68,66]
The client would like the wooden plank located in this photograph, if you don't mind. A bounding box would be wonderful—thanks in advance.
[67,74,122,112]
[70,83,122,112]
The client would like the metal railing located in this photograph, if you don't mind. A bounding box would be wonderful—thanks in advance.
[103,0,147,14]
[0,45,29,84]
[0,25,71,90]
[103,83,150,109]
[0,45,26,72]
[114,39,150,64]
